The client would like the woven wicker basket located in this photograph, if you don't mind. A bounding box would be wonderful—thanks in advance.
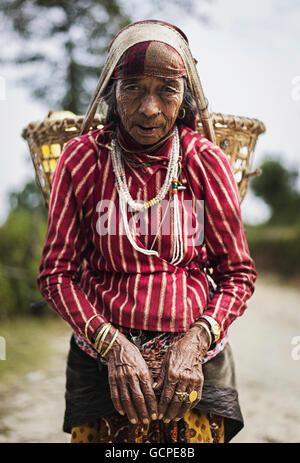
[22,110,266,208]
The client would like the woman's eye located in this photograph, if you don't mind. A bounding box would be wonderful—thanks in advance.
[162,86,177,94]
[124,85,140,91]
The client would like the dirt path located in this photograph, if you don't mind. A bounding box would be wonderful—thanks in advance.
[231,273,300,443]
[1,273,300,443]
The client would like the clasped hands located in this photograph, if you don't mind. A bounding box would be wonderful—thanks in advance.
[102,325,210,425]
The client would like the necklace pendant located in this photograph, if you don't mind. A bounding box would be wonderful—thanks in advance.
[176,159,186,191]
[172,177,178,195]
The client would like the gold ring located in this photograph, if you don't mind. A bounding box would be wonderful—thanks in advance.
[175,390,198,403]
[189,390,198,403]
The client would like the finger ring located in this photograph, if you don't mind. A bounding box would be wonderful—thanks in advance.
[189,390,198,403]
[175,390,197,403]
[175,391,189,402]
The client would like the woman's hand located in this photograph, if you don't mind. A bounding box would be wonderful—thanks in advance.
[100,327,158,425]
[153,325,210,422]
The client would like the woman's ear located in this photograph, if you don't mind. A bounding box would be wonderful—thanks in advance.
[177,108,186,119]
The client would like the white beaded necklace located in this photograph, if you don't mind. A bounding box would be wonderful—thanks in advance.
[110,126,184,264]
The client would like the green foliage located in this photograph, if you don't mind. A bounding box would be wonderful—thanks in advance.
[0,181,48,319]
[248,157,300,278]
[0,0,212,114]
[9,180,46,212]
[0,0,131,113]
[245,223,300,278]
[251,158,300,225]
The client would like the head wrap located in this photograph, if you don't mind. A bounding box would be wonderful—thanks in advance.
[111,41,187,80]
[81,20,215,143]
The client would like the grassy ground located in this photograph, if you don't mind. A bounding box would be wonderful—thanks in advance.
[0,315,71,386]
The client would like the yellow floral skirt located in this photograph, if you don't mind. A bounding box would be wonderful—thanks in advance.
[70,408,224,443]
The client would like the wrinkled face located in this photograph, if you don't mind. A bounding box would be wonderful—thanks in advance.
[116,76,184,145]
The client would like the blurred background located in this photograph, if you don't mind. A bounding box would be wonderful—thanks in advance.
[0,0,300,443]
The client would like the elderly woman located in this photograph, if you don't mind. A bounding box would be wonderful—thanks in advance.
[37,20,257,444]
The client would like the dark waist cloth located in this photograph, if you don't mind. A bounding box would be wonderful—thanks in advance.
[63,334,244,442]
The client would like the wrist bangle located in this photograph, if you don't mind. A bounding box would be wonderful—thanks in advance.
[192,321,212,349]
[93,323,112,350]
[96,324,112,353]
[101,329,119,358]
[85,314,104,343]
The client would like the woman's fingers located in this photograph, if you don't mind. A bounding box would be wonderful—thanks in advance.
[160,376,189,422]
[168,369,204,421]
[139,378,159,421]
[127,375,152,424]
[108,363,139,423]
[153,356,168,392]
[157,361,204,422]
[157,379,177,419]
[109,363,158,424]
[124,370,159,424]
[108,368,125,416]
[153,354,170,419]
[173,393,202,422]
[118,373,140,424]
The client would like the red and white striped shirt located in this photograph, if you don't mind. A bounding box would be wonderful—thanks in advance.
[37,124,257,352]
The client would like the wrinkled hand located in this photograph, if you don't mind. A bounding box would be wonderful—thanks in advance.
[102,328,158,425]
[153,325,210,422]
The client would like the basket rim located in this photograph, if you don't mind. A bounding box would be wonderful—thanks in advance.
[22,111,266,141]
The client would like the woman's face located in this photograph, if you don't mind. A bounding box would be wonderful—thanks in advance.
[116,76,184,145]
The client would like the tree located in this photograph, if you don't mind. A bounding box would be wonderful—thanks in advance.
[9,179,46,214]
[0,0,214,114]
[0,181,48,319]
[0,0,131,114]
[251,158,300,225]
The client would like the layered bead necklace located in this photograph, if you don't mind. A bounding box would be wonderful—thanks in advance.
[110,126,184,265]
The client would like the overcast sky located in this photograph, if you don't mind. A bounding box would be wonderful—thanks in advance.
[1,0,299,225]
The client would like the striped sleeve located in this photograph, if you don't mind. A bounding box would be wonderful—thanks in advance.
[192,141,257,340]
[36,138,107,340]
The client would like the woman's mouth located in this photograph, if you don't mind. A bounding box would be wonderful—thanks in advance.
[136,125,159,135]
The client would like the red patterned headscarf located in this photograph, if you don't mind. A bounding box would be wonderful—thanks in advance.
[111,40,187,80]
[81,20,215,143]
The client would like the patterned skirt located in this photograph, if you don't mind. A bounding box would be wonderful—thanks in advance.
[70,409,224,443]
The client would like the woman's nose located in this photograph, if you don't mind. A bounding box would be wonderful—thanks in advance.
[138,94,161,118]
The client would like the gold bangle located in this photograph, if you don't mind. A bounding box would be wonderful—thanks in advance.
[95,323,112,352]
[101,329,119,358]
[96,324,112,354]
[84,314,104,343]
[193,321,212,349]
[93,323,112,349]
